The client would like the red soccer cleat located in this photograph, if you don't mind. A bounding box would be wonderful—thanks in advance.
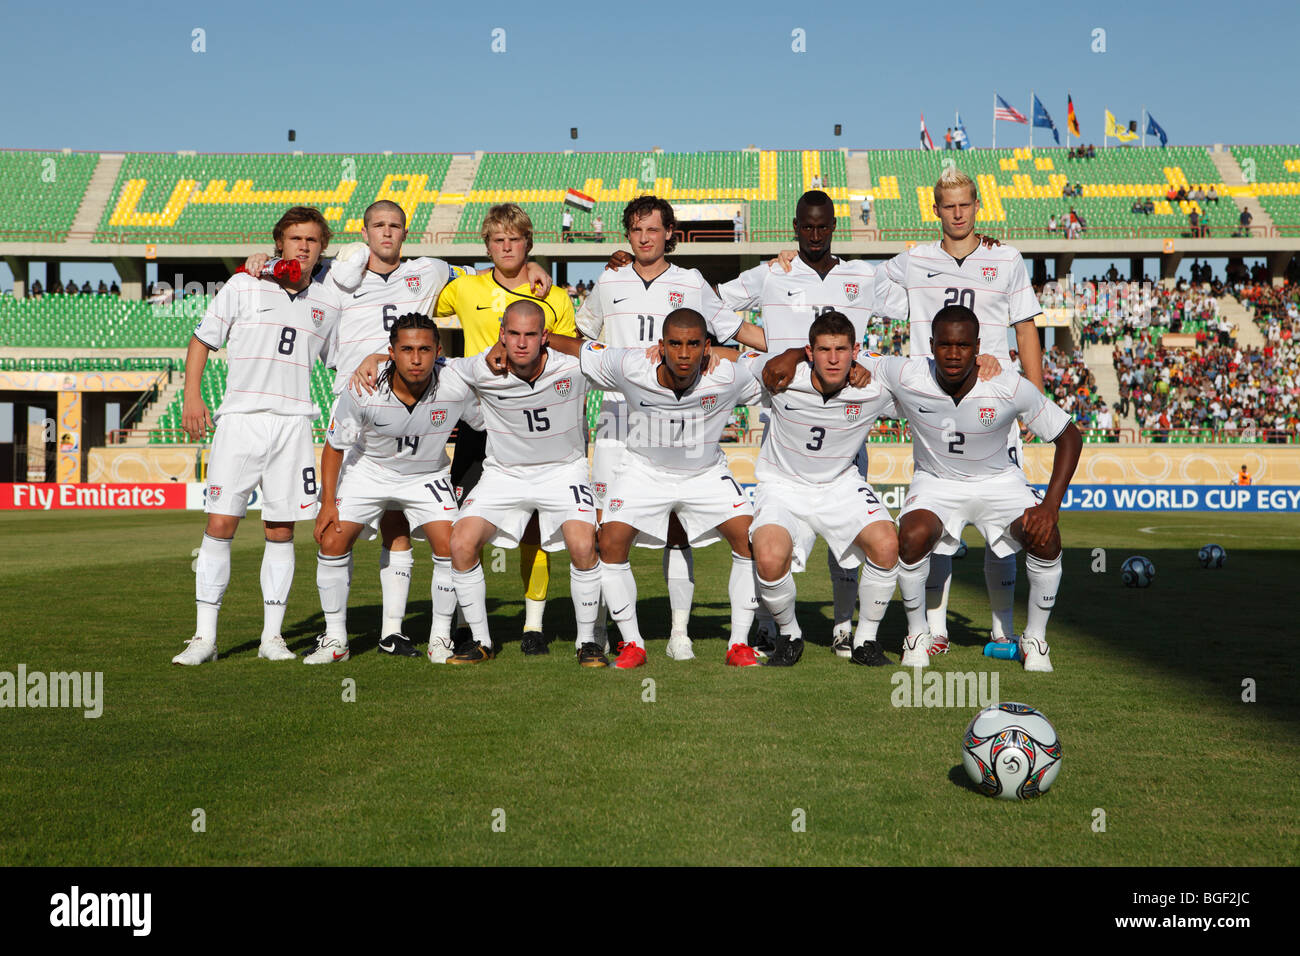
[927,633,950,656]
[725,644,761,667]
[613,642,647,669]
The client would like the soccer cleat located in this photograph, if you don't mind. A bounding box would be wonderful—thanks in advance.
[665,632,695,660]
[257,634,295,661]
[613,643,647,669]
[172,636,217,666]
[725,643,761,667]
[520,631,550,656]
[764,634,804,667]
[850,640,892,667]
[900,633,930,668]
[927,633,951,656]
[1020,634,1054,673]
[448,642,495,665]
[303,634,350,665]
[752,620,778,659]
[377,633,420,657]
[831,624,854,659]
[427,635,455,664]
[452,626,474,657]
[577,642,609,668]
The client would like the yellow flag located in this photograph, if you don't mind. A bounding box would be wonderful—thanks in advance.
[1106,110,1137,142]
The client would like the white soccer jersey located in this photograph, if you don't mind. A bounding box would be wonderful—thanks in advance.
[718,257,879,363]
[873,241,1041,359]
[326,257,456,393]
[325,365,481,477]
[193,272,342,419]
[748,360,893,485]
[579,343,761,476]
[869,357,1071,481]
[575,262,744,351]
[447,350,588,475]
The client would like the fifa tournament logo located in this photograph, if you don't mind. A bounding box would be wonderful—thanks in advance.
[978,407,998,427]
[406,275,421,292]
[843,282,860,301]
[554,378,572,397]
[668,291,684,308]
[981,266,998,284]
[700,395,718,412]
[845,403,862,421]
[311,307,325,327]
[431,409,448,426]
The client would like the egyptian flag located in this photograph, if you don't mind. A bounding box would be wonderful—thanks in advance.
[564,189,595,212]
[1067,95,1081,139]
[919,114,935,150]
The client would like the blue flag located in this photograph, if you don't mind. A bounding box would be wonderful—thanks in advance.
[1032,94,1060,145]
[955,112,970,149]
[1146,112,1168,147]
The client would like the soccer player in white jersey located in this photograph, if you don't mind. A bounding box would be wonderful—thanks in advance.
[576,195,766,657]
[568,308,763,668]
[872,166,1046,656]
[748,312,899,667]
[173,206,344,665]
[246,200,550,658]
[445,300,604,666]
[309,315,481,664]
[719,190,883,656]
[869,306,1080,671]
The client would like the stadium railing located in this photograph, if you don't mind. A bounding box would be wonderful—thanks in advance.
[1139,427,1295,444]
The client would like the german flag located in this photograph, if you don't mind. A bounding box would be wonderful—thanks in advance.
[1067,95,1081,138]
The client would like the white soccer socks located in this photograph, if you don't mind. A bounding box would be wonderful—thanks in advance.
[757,570,801,640]
[985,550,1018,641]
[431,556,457,643]
[379,547,414,636]
[1022,552,1063,644]
[664,545,694,636]
[316,551,353,642]
[728,553,758,646]
[194,533,232,641]
[924,552,953,638]
[854,559,898,646]
[451,562,492,650]
[569,564,602,648]
[600,560,643,648]
[828,549,860,635]
[898,557,931,639]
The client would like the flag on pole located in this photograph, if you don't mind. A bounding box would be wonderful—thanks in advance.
[954,112,970,149]
[1032,94,1060,145]
[564,188,595,211]
[1067,95,1081,138]
[920,114,936,150]
[994,95,1028,124]
[1105,110,1137,143]
[1145,112,1168,148]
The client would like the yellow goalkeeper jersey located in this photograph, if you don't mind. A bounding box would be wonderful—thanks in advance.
[437,271,577,356]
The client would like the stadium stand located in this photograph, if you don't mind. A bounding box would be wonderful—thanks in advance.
[1228,146,1300,234]
[0,151,100,241]
[0,292,201,348]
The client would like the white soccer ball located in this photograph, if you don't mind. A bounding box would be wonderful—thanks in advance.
[962,702,1062,800]
[1121,555,1155,588]
[1198,543,1227,569]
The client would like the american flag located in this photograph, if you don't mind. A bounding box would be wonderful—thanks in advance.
[994,94,1028,124]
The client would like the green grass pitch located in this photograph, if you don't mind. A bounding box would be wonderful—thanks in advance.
[0,509,1296,866]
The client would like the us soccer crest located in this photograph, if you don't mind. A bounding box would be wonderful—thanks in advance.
[208,484,222,501]
[700,395,718,411]
[843,282,860,301]
[608,498,624,513]
[554,377,572,396]
[981,266,998,284]
[431,409,448,426]
[979,406,997,427]
[406,275,421,292]
[594,482,607,498]
[845,403,862,421]
[311,307,325,327]
[669,291,684,308]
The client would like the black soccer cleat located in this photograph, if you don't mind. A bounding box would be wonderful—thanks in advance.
[850,640,892,667]
[576,642,609,668]
[448,642,495,665]
[520,631,550,656]
[377,633,421,657]
[764,635,804,667]
[452,627,474,657]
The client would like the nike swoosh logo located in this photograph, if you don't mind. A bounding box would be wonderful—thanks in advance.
[613,297,628,304]
[733,502,745,508]
[332,651,346,661]
[782,404,796,411]
[918,406,934,413]
[787,290,800,296]
[300,503,315,509]
[638,400,661,407]
[926,271,941,278]
[373,421,390,427]
[352,293,367,299]
[610,604,629,616]
[379,639,394,651]
[476,305,492,310]
[578,508,592,513]
[442,506,456,511]
[258,307,275,312]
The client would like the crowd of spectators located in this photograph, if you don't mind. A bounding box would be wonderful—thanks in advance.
[1047,207,1088,238]
[1042,345,1114,435]
[26,278,120,298]
[1066,144,1097,159]
[1040,273,1228,345]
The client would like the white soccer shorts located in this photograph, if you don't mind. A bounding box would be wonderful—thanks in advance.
[591,398,628,506]
[751,472,893,572]
[602,455,751,549]
[335,456,458,539]
[899,470,1043,558]
[205,413,317,521]
[458,458,595,552]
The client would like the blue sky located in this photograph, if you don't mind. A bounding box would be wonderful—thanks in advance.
[0,0,1291,287]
